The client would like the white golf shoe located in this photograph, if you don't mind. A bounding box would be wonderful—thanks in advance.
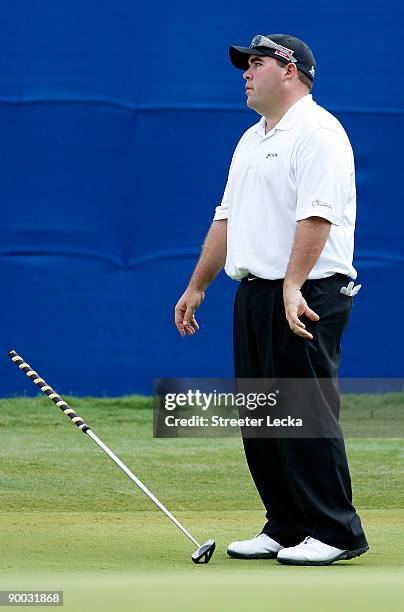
[227,533,283,559]
[277,536,369,566]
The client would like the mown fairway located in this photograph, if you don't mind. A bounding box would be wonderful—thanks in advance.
[0,396,403,611]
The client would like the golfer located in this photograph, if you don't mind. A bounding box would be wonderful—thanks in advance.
[175,33,368,566]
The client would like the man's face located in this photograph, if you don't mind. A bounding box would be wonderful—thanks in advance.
[243,55,285,112]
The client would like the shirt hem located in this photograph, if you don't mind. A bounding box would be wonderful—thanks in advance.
[295,209,342,226]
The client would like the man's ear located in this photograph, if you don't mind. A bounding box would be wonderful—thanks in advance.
[284,62,298,80]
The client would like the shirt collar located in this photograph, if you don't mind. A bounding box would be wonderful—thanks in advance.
[254,94,314,136]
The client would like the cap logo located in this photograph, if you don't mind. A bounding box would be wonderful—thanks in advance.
[274,45,295,61]
[309,65,315,77]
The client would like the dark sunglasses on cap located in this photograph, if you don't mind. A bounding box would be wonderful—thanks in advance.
[249,35,297,64]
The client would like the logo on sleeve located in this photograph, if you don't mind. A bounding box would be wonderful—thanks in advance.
[266,152,279,158]
[312,199,333,210]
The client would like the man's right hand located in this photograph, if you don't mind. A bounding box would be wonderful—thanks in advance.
[174,219,227,336]
[175,288,205,337]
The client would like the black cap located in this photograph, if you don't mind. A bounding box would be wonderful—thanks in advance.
[229,33,316,81]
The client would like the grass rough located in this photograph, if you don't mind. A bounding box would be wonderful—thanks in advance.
[0,394,403,612]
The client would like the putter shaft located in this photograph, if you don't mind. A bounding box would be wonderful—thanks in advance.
[8,350,200,548]
[86,429,199,547]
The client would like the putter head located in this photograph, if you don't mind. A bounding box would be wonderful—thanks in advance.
[191,539,216,564]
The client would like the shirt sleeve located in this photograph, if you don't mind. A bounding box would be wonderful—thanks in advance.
[213,177,231,220]
[213,131,247,221]
[295,128,354,226]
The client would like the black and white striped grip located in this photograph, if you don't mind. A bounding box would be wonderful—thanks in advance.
[8,350,91,434]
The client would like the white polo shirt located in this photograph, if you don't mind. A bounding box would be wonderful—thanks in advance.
[214,94,357,280]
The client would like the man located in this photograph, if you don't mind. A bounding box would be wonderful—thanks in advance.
[174,33,368,566]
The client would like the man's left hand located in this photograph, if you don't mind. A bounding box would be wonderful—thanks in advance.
[283,285,319,340]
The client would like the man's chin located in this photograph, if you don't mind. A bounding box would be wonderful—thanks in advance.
[246,98,260,113]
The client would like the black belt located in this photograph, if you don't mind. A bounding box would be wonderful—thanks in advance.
[245,273,276,282]
[245,273,349,282]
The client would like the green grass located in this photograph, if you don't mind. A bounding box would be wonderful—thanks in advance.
[0,395,403,611]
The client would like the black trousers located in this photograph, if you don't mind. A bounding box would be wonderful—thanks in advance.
[233,273,368,550]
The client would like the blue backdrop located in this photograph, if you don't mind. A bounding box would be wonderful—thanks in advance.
[1,1,403,396]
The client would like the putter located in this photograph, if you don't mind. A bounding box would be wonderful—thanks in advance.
[8,350,216,564]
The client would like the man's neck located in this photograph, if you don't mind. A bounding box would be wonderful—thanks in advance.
[264,93,308,134]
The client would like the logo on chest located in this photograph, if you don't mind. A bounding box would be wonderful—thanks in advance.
[266,152,279,158]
